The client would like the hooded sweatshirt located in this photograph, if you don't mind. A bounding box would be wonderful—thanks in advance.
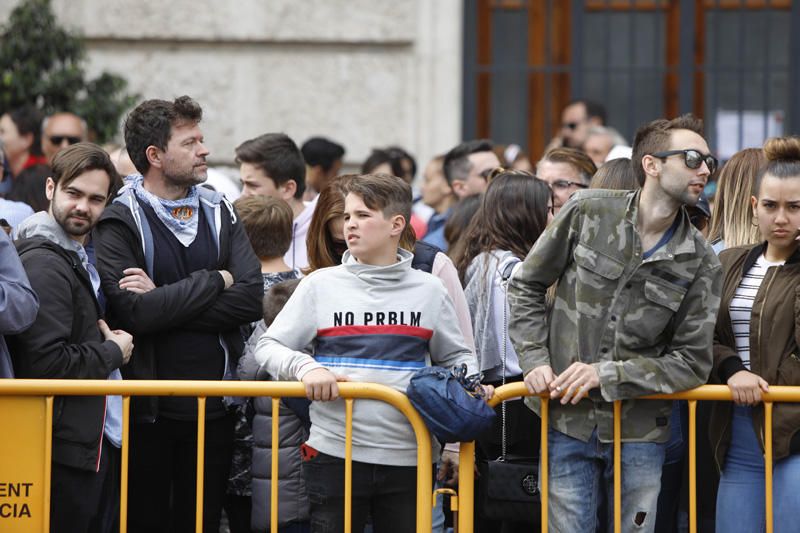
[10,212,123,471]
[283,199,315,271]
[255,248,476,466]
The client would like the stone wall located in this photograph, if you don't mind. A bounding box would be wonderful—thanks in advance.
[0,0,463,171]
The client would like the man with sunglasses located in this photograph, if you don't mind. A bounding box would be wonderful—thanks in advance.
[42,112,88,165]
[557,99,607,150]
[509,114,722,532]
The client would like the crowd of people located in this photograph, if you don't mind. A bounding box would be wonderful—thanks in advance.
[1,95,799,533]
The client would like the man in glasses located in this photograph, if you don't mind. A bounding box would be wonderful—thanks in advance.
[536,147,596,214]
[42,111,88,165]
[557,99,607,150]
[509,114,721,532]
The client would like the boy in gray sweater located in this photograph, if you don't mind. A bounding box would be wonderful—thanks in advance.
[255,173,486,532]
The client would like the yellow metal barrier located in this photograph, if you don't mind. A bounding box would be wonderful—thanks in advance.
[0,380,434,533]
[456,383,800,533]
[6,380,800,532]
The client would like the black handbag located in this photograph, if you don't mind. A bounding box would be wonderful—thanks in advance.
[477,455,539,521]
[476,258,540,523]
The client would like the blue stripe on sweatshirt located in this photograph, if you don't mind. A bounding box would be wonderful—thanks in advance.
[314,356,426,371]
[315,333,428,364]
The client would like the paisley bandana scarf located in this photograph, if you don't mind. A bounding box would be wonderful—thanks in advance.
[131,174,200,247]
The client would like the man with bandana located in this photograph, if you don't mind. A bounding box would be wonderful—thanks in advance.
[92,96,263,533]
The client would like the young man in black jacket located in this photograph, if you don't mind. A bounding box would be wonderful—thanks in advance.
[92,95,263,533]
[9,143,134,532]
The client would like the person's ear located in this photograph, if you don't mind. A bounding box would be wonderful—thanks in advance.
[451,180,466,198]
[751,195,758,218]
[641,154,661,180]
[390,214,406,236]
[145,145,162,170]
[281,179,297,201]
[21,131,34,152]
[45,177,56,202]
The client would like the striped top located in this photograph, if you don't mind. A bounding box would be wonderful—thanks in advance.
[729,254,784,369]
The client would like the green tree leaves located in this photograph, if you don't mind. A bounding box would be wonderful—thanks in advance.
[0,0,138,143]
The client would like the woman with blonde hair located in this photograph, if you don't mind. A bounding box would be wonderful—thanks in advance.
[710,136,800,532]
[707,148,766,253]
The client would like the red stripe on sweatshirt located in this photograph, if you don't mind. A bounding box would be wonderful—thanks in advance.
[316,324,433,340]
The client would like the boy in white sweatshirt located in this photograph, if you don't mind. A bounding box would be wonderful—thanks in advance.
[254,173,484,532]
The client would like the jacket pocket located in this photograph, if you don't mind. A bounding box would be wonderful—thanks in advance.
[573,243,625,318]
[625,278,687,343]
[777,353,800,386]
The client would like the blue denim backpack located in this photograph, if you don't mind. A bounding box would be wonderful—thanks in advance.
[406,365,496,442]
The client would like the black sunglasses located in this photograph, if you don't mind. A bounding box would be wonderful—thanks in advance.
[651,149,718,175]
[49,135,82,146]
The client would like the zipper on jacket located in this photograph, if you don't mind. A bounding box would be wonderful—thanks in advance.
[755,267,778,452]
[95,397,107,473]
[69,253,109,470]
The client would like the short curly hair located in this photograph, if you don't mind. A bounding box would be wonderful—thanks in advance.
[124,95,203,175]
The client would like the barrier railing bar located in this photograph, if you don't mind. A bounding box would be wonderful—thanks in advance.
[196,397,206,533]
[613,400,621,533]
[44,396,53,533]
[540,397,549,533]
[765,401,774,533]
[6,380,800,401]
[457,441,476,533]
[467,383,800,533]
[270,397,280,533]
[0,380,434,532]
[121,396,131,533]
[688,399,697,533]
[344,399,354,532]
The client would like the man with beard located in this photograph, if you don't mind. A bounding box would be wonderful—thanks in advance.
[10,143,134,532]
[92,96,263,532]
[510,114,722,532]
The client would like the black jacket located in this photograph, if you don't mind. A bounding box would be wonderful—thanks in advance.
[8,229,123,472]
[92,186,263,422]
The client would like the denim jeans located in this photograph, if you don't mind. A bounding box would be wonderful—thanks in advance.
[716,406,800,533]
[545,427,666,533]
[301,451,418,533]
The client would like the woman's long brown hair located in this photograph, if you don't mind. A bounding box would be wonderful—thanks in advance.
[455,171,552,284]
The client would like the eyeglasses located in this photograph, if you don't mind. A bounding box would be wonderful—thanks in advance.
[49,135,82,146]
[651,149,718,175]
[549,179,588,191]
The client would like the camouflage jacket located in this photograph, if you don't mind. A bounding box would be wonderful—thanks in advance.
[508,189,722,443]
